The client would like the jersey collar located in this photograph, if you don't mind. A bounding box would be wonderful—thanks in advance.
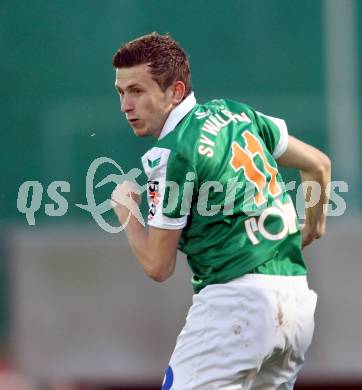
[158,92,196,140]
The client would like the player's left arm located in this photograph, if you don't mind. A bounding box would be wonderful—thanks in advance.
[277,135,332,248]
[112,181,181,282]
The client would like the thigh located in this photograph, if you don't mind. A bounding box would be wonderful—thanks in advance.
[162,283,278,390]
[251,287,317,390]
[251,349,302,390]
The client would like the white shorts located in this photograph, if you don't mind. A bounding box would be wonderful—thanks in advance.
[161,274,317,390]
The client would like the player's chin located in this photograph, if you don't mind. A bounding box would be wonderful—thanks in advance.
[133,129,148,138]
[132,125,150,138]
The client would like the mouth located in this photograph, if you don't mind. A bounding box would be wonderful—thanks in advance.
[128,118,139,125]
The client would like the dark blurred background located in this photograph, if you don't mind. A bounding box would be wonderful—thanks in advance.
[0,0,361,389]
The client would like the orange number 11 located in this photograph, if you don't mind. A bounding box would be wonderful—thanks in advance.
[230,131,281,206]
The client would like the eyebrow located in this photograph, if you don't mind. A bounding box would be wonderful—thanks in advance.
[114,83,142,93]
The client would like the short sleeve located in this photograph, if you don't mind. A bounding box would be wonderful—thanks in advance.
[141,147,195,230]
[252,110,289,159]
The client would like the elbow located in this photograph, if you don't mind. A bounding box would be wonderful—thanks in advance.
[146,268,171,283]
[317,153,331,175]
[144,261,174,283]
[149,272,169,283]
[307,152,331,176]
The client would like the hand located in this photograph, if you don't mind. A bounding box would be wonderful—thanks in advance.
[301,222,325,249]
[111,181,144,227]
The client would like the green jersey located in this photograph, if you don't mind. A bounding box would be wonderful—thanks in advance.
[142,93,306,293]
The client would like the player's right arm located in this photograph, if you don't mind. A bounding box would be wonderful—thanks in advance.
[111,181,181,282]
[277,136,331,248]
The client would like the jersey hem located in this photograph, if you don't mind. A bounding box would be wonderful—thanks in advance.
[148,218,187,230]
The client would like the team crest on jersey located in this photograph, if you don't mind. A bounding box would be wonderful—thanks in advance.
[148,180,160,220]
[147,157,161,169]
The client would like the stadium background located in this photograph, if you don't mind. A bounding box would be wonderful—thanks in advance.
[1,0,361,389]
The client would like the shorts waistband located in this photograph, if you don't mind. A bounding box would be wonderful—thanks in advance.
[227,274,309,289]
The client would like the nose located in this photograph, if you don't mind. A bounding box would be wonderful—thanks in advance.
[121,94,134,113]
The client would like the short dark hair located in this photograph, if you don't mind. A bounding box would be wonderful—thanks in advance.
[112,32,192,97]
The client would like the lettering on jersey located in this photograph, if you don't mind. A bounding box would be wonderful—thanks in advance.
[198,145,214,158]
[148,180,160,220]
[198,110,252,158]
[200,134,215,147]
[244,199,298,245]
[195,108,211,119]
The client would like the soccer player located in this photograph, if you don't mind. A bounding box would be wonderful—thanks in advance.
[111,33,331,389]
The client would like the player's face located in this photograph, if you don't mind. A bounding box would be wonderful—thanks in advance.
[115,64,175,138]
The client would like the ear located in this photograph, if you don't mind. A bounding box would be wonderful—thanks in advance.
[172,81,186,104]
